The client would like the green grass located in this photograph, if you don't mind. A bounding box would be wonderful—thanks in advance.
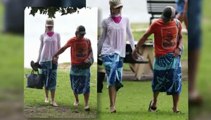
[98,81,188,120]
[133,31,154,42]
[189,0,211,118]
[198,0,211,98]
[131,23,150,30]
[188,0,211,119]
[0,2,3,30]
[199,0,211,105]
[0,3,23,93]
[24,64,97,118]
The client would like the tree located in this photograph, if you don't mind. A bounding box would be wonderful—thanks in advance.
[29,7,81,18]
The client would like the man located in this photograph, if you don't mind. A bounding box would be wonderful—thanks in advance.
[133,6,183,113]
[53,25,93,111]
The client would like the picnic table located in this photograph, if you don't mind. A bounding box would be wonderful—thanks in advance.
[128,42,154,80]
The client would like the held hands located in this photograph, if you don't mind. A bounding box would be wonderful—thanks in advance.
[132,49,144,61]
[132,49,139,60]
[52,56,58,64]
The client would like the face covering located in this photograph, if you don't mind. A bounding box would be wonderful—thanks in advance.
[111,14,122,23]
[47,31,54,37]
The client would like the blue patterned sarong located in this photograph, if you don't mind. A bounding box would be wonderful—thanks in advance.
[152,53,182,95]
[101,53,123,91]
[40,61,57,90]
[70,66,90,94]
[175,0,185,13]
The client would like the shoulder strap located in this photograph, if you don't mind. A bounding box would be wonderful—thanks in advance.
[174,19,183,52]
[85,38,91,45]
[174,19,180,30]
[174,19,180,42]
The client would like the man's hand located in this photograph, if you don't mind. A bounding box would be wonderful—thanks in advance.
[84,58,89,63]
[174,48,181,57]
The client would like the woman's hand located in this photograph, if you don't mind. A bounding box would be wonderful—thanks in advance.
[132,49,139,60]
[52,56,58,64]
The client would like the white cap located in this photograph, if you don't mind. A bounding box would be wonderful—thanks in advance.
[45,18,54,27]
[109,0,123,9]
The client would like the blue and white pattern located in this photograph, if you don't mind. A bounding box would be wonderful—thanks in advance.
[101,53,123,88]
[40,61,58,90]
[175,0,185,13]
[152,53,182,95]
[70,66,90,94]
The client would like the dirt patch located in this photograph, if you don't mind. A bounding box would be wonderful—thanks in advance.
[24,105,96,119]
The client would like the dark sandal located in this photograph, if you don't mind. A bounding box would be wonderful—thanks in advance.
[148,101,157,112]
[84,106,90,111]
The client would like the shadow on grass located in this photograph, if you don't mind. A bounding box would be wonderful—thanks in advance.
[100,110,186,115]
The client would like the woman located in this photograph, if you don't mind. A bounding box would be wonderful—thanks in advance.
[37,18,61,107]
[53,25,93,111]
[175,0,188,29]
[98,0,135,113]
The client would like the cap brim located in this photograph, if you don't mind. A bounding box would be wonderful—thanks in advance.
[46,24,54,27]
[79,31,86,35]
[114,4,123,9]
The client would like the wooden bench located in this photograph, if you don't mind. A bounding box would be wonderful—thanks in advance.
[127,42,154,80]
[147,0,176,24]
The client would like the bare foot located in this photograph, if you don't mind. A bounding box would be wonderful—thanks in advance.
[110,106,116,113]
[189,90,203,106]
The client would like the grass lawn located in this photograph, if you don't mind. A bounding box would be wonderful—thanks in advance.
[0,3,23,94]
[24,64,97,119]
[97,81,188,120]
[198,0,211,102]
[189,0,211,119]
